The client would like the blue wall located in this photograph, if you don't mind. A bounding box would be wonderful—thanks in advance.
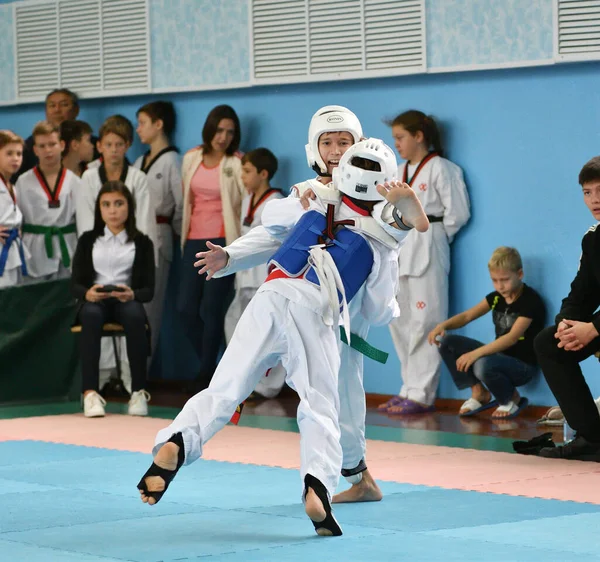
[2,61,600,405]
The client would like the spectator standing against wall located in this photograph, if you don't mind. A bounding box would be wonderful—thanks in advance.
[13,89,99,181]
[17,122,80,283]
[178,105,245,391]
[134,101,183,355]
[379,110,471,415]
[0,131,27,289]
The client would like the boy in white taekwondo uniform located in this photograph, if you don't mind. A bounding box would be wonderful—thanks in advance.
[76,116,157,391]
[134,102,183,354]
[197,106,415,503]
[17,122,79,282]
[0,131,28,289]
[137,139,429,538]
[224,148,286,398]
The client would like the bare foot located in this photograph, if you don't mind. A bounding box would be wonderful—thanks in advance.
[377,181,429,232]
[305,488,330,535]
[139,442,179,505]
[332,469,383,503]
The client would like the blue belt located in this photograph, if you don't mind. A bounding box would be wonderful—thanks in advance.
[0,228,28,277]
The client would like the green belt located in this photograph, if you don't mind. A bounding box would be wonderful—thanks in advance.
[340,328,389,364]
[22,223,77,268]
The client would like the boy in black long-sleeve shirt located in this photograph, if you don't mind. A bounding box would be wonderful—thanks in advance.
[534,156,600,459]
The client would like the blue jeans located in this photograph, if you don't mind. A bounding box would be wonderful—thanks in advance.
[177,238,235,384]
[439,334,537,404]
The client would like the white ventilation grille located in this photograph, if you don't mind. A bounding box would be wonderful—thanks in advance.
[364,0,424,71]
[252,0,308,79]
[556,0,600,60]
[15,3,60,98]
[308,0,363,75]
[14,0,150,102]
[59,0,102,92]
[251,0,425,84]
[101,0,149,91]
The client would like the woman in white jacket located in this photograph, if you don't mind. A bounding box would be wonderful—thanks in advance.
[380,110,471,415]
[178,105,245,391]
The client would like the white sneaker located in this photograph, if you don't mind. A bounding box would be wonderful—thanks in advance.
[83,391,106,418]
[128,390,151,416]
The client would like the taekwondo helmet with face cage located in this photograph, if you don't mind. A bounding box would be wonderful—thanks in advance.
[333,137,398,202]
[305,105,363,176]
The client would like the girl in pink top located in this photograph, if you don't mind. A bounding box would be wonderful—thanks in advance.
[178,105,245,391]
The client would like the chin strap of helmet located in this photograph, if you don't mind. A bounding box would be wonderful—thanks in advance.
[312,163,332,178]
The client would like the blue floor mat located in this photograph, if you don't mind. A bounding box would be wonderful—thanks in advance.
[1,440,600,561]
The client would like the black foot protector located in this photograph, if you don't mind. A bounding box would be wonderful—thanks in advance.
[137,432,185,504]
[304,473,343,536]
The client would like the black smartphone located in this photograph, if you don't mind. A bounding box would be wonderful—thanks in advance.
[97,285,126,293]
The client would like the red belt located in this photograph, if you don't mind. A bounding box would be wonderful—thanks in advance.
[156,215,170,224]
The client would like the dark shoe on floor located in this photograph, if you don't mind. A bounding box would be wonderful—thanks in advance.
[513,432,555,455]
[539,435,600,461]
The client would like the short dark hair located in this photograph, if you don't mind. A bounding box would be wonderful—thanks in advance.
[242,148,278,180]
[60,120,93,156]
[46,88,79,108]
[137,101,177,138]
[93,181,139,242]
[202,104,241,156]
[579,156,600,186]
[99,114,134,144]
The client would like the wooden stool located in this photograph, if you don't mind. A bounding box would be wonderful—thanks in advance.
[71,323,130,397]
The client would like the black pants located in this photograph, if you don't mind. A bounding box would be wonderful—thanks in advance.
[534,325,600,442]
[177,238,235,385]
[79,299,148,393]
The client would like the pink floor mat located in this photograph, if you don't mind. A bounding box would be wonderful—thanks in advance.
[1,413,599,504]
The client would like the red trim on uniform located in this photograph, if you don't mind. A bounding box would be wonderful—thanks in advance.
[341,195,370,216]
[243,188,280,227]
[156,215,171,224]
[402,152,439,186]
[33,166,66,202]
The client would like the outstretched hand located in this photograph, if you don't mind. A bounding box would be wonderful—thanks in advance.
[194,241,228,280]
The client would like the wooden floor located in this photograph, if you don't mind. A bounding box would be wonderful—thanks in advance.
[141,381,562,443]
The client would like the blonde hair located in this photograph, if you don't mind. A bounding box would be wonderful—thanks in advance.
[488,246,523,273]
[99,114,134,144]
[0,129,24,150]
[32,120,60,141]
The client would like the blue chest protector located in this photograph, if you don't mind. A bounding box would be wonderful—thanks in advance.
[268,210,374,303]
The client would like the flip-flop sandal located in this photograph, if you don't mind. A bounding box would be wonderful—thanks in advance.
[388,399,435,415]
[459,397,499,417]
[137,432,185,504]
[304,474,343,537]
[377,395,404,411]
[492,397,529,420]
[537,405,564,426]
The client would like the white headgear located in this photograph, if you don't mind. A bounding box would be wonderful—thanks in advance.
[333,138,397,202]
[305,105,363,176]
